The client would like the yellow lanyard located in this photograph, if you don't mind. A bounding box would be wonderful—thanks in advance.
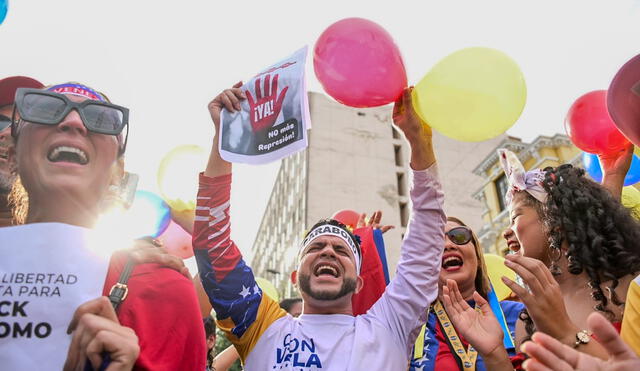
[433,300,479,371]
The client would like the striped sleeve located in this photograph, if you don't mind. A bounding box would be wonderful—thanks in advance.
[193,173,285,360]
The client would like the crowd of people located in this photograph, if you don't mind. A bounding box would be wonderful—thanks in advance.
[1,73,640,371]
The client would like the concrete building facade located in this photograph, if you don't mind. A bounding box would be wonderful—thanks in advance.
[252,92,509,297]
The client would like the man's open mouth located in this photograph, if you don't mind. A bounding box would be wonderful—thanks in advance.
[314,264,340,278]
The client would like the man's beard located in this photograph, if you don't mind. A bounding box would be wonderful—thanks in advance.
[298,273,357,301]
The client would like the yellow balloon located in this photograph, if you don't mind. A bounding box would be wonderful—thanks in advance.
[255,277,280,302]
[157,145,207,212]
[483,254,517,301]
[634,146,640,158]
[622,186,640,221]
[413,47,527,142]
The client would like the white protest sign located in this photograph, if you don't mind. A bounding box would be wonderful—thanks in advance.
[219,46,311,164]
[0,223,109,369]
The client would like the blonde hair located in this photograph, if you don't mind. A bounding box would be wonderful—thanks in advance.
[8,176,27,225]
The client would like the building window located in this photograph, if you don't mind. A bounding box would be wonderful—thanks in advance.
[394,145,403,167]
[396,172,406,196]
[399,202,409,227]
[392,126,400,139]
[495,173,509,211]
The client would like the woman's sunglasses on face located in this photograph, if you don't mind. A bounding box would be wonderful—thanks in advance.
[12,88,129,154]
[445,226,473,245]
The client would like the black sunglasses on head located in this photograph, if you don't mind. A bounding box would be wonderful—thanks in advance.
[445,226,473,245]
[12,88,129,154]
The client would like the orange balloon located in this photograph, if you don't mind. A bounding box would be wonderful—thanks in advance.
[331,209,360,228]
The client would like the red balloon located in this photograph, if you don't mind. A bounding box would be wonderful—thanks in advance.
[565,90,629,155]
[158,220,193,259]
[314,18,407,108]
[331,209,360,228]
[608,53,640,148]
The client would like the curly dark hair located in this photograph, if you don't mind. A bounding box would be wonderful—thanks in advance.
[516,164,640,339]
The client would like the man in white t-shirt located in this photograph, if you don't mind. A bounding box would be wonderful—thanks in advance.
[193,82,445,370]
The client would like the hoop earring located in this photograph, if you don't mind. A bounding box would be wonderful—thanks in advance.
[549,242,562,276]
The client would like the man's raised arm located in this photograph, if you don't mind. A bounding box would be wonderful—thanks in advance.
[368,87,446,356]
[193,83,285,361]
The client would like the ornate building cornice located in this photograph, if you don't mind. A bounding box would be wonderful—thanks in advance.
[472,137,527,176]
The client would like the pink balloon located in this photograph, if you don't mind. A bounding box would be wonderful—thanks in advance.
[608,53,640,148]
[314,18,407,108]
[565,90,629,155]
[158,220,193,259]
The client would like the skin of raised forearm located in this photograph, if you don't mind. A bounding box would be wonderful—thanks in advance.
[407,134,435,171]
[601,173,624,201]
[204,132,232,178]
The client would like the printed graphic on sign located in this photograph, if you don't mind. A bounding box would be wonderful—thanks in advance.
[0,223,109,369]
[219,46,311,164]
[247,74,289,133]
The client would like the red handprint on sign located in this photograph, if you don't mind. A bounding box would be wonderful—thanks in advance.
[245,74,289,133]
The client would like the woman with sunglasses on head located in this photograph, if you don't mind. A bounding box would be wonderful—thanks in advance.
[409,216,525,371]
[9,83,206,370]
[438,148,640,370]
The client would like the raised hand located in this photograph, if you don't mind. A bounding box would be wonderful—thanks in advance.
[392,87,435,170]
[441,279,506,358]
[246,74,289,133]
[64,297,139,371]
[207,81,246,130]
[206,83,245,177]
[392,87,431,144]
[522,312,640,371]
[127,238,190,279]
[355,210,395,234]
[599,144,633,179]
[599,143,634,200]
[501,254,575,343]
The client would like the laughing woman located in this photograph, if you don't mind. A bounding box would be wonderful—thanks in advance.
[440,149,640,370]
[9,82,205,370]
[409,217,525,371]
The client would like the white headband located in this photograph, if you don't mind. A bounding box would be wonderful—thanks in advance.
[300,224,361,273]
